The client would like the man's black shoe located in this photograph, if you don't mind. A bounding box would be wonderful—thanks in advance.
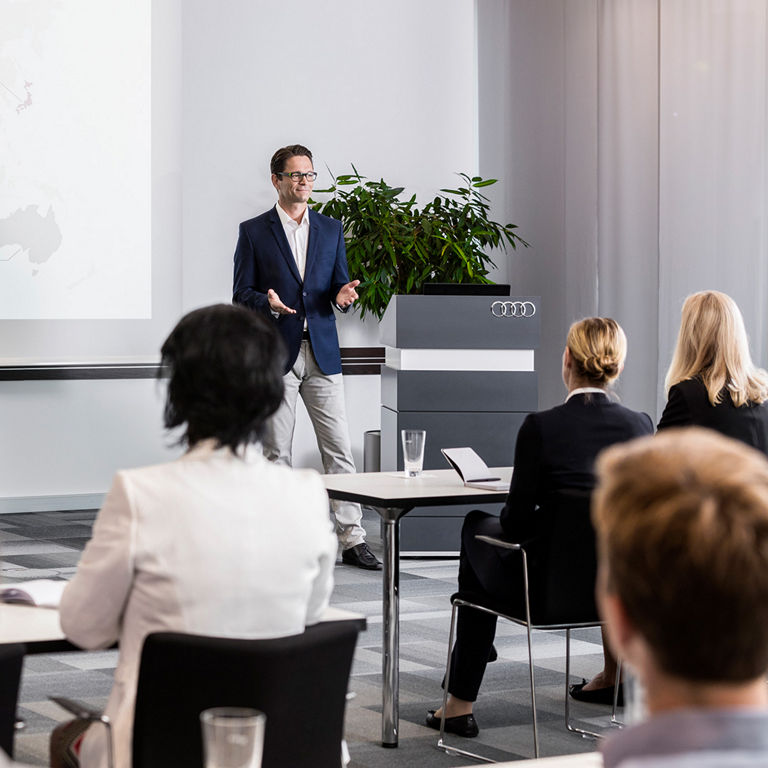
[425,710,479,738]
[341,543,382,570]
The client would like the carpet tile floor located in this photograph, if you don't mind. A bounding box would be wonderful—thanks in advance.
[0,509,617,767]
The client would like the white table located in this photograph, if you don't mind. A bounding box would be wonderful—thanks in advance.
[0,603,366,654]
[0,604,68,652]
[322,467,512,747]
[476,753,602,767]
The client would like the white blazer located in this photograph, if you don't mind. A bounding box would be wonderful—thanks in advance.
[0,748,33,768]
[59,440,337,768]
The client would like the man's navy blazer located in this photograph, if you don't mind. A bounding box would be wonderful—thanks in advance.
[232,206,350,375]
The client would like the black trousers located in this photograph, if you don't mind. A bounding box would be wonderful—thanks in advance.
[446,509,527,702]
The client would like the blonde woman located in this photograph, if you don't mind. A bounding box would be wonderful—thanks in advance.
[658,291,768,452]
[426,318,652,737]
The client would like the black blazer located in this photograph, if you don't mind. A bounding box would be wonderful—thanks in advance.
[500,393,653,542]
[657,377,768,455]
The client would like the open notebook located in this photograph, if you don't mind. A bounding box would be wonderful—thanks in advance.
[441,447,511,491]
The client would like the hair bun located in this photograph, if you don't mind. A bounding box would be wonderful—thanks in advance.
[580,354,618,383]
[566,317,627,387]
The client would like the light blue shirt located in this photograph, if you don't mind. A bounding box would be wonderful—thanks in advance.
[602,709,768,768]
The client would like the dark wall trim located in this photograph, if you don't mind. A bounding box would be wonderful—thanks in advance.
[0,363,162,381]
[0,347,385,381]
[340,347,385,375]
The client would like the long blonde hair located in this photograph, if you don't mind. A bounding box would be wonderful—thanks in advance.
[566,317,627,387]
[665,291,768,407]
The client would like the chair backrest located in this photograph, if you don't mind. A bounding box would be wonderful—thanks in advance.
[527,489,599,626]
[132,621,359,768]
[0,643,25,758]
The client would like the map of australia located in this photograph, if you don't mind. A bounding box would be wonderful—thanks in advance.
[0,205,62,268]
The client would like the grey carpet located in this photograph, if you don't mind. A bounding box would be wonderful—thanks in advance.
[0,509,614,766]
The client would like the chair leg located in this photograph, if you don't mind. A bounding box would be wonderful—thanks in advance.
[435,603,455,753]
[610,658,623,726]
[435,600,540,761]
[105,719,114,768]
[524,613,539,758]
[564,629,602,741]
[434,602,495,764]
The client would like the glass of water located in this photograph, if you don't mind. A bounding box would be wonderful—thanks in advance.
[401,429,426,477]
[200,707,266,768]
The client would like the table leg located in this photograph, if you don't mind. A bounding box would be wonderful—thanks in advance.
[381,515,400,747]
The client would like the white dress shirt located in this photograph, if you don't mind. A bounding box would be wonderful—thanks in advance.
[275,202,309,279]
[566,387,608,402]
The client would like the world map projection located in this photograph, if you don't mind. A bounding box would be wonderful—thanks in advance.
[0,0,151,319]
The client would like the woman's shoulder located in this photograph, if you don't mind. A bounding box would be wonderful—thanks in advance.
[670,376,707,398]
[118,447,325,494]
[567,393,654,431]
[609,401,655,432]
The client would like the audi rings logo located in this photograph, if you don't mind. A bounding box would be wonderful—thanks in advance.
[490,300,536,318]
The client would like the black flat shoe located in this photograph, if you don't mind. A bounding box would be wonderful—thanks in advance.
[568,678,624,706]
[425,709,479,738]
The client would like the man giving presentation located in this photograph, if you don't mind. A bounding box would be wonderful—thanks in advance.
[233,143,381,570]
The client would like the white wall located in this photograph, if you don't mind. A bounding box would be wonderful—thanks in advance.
[1,0,479,506]
[179,0,478,471]
[0,379,171,504]
[181,0,478,313]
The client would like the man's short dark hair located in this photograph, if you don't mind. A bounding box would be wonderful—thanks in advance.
[270,144,313,175]
[160,304,285,451]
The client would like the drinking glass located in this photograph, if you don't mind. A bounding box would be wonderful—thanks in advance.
[200,707,266,768]
[623,667,648,726]
[401,429,426,477]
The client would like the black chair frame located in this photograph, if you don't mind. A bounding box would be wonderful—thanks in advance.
[0,642,25,758]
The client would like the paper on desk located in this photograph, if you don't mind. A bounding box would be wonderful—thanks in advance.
[0,579,67,608]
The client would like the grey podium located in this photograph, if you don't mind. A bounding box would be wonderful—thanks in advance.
[379,294,540,553]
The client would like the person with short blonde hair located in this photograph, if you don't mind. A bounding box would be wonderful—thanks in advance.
[658,291,768,451]
[426,317,652,736]
[595,428,768,767]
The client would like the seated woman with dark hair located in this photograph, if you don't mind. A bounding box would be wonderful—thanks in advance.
[658,290,768,452]
[55,304,338,768]
[426,317,653,737]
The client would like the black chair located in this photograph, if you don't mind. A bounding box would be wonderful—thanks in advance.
[52,621,359,768]
[436,490,617,762]
[134,621,359,768]
[0,643,25,758]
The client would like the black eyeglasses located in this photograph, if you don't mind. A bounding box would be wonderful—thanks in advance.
[276,171,318,182]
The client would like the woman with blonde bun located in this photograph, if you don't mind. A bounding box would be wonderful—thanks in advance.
[658,290,768,452]
[426,318,653,737]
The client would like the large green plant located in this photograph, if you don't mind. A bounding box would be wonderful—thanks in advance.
[310,169,528,319]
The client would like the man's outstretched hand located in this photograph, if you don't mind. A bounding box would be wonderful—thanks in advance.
[335,280,360,309]
[267,289,297,315]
